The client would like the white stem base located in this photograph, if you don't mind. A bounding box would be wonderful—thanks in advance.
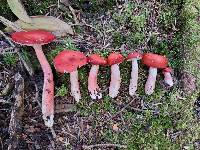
[164,72,173,87]
[70,70,81,102]
[145,67,157,95]
[88,65,102,100]
[109,64,121,98]
[129,59,139,96]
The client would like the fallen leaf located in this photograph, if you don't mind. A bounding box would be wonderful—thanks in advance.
[7,0,32,23]
[5,16,74,37]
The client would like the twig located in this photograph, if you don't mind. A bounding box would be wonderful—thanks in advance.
[33,81,40,107]
[0,47,18,54]
[111,98,143,120]
[0,98,11,103]
[68,5,79,24]
[82,143,127,149]
[0,16,23,32]
[8,73,24,150]
[70,22,103,36]
[18,51,34,76]
[0,30,15,47]
[68,5,103,36]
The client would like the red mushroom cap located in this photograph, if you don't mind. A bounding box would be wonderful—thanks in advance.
[88,54,107,65]
[107,53,124,66]
[163,67,172,73]
[142,53,168,68]
[11,30,55,46]
[53,50,87,73]
[126,52,143,60]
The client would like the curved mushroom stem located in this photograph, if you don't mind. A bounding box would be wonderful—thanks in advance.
[145,67,157,95]
[88,65,102,100]
[70,70,81,102]
[109,64,121,98]
[33,45,54,127]
[163,72,173,87]
[129,59,139,96]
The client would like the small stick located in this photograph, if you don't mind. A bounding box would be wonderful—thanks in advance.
[18,51,34,76]
[0,30,15,47]
[111,98,143,119]
[0,98,11,103]
[0,16,23,32]
[82,143,127,149]
[0,47,18,54]
[68,5,79,24]
[67,5,103,36]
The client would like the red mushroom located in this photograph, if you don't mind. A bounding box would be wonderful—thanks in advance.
[53,50,87,102]
[126,52,143,96]
[142,53,168,95]
[108,52,124,98]
[87,54,107,100]
[163,67,173,87]
[11,30,55,127]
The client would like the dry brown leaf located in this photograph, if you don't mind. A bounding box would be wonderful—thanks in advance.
[5,16,74,37]
[7,0,32,23]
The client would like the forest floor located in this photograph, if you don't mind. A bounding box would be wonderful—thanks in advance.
[0,0,200,149]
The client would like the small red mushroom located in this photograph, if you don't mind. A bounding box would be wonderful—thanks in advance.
[108,52,124,98]
[11,30,55,127]
[126,52,143,96]
[88,54,107,100]
[163,67,173,87]
[53,50,87,102]
[142,53,168,95]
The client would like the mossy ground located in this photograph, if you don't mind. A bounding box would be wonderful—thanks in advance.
[1,0,200,149]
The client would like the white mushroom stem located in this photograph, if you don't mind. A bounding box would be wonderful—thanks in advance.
[129,59,139,96]
[163,72,173,87]
[145,67,157,95]
[88,65,102,100]
[109,64,121,98]
[70,70,81,102]
[33,45,54,127]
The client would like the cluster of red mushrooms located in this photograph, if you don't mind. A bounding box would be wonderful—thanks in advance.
[10,30,173,127]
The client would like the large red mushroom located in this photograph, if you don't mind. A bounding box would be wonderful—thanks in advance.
[108,52,124,98]
[126,52,143,96]
[53,50,87,102]
[11,30,55,127]
[88,54,107,100]
[142,53,168,95]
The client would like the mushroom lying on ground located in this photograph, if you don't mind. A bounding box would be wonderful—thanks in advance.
[142,53,168,95]
[53,50,87,102]
[87,54,107,100]
[163,67,173,87]
[126,52,143,96]
[11,30,55,127]
[108,52,124,98]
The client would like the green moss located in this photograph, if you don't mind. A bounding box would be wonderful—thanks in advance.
[111,2,148,48]
[181,0,200,88]
[55,84,68,97]
[72,0,116,12]
[112,31,125,47]
[3,53,18,66]
[24,0,55,16]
